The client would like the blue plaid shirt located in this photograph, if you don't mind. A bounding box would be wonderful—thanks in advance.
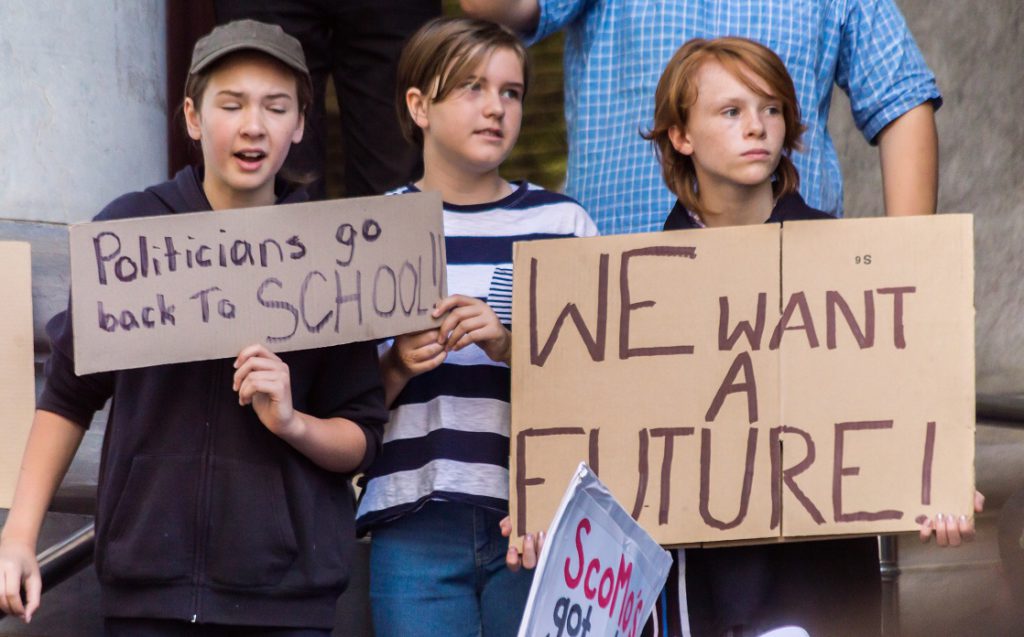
[526,0,941,235]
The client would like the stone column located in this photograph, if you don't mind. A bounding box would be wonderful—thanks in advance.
[0,1,167,224]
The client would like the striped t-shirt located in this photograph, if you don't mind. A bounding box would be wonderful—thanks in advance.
[356,181,597,533]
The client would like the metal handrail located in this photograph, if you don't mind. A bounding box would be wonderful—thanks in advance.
[0,523,94,620]
[36,523,95,590]
[976,393,1024,425]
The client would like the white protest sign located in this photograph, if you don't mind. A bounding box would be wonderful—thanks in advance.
[518,463,672,637]
[70,192,445,374]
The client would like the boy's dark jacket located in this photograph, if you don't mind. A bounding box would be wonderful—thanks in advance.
[663,191,832,230]
[38,166,387,628]
[658,192,881,636]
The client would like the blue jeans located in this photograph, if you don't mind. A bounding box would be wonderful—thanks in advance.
[369,501,534,637]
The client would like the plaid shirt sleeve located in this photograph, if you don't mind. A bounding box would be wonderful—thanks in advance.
[836,0,942,144]
[525,0,593,45]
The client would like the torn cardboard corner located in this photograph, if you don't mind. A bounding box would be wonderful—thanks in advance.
[0,242,36,509]
[69,191,446,374]
[510,214,975,547]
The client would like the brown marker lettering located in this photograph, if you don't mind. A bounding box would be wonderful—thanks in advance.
[769,291,819,350]
[705,351,758,423]
[619,247,697,359]
[630,429,650,521]
[515,427,586,535]
[769,426,825,530]
[589,428,600,476]
[877,286,916,349]
[650,427,695,524]
[699,427,758,530]
[529,255,609,366]
[718,293,767,351]
[826,290,875,349]
[429,232,438,286]
[921,421,936,505]
[833,420,903,522]
[333,269,363,329]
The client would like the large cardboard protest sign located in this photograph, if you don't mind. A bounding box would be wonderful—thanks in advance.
[70,192,445,374]
[778,218,975,537]
[510,215,974,546]
[0,242,36,509]
[518,463,672,637]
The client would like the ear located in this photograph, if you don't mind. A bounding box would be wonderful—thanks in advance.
[184,97,202,142]
[292,111,305,145]
[668,125,694,156]
[406,87,430,131]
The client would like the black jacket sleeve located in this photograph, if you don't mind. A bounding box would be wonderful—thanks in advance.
[307,340,387,475]
[36,306,115,428]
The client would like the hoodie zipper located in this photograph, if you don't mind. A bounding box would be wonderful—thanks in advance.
[189,361,221,622]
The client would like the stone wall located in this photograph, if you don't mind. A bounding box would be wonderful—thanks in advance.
[0,1,167,224]
[832,0,1024,393]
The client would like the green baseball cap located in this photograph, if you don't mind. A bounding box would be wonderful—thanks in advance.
[189,19,310,79]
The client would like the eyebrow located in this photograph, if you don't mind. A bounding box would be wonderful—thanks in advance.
[461,75,525,89]
[214,90,294,100]
[709,93,779,105]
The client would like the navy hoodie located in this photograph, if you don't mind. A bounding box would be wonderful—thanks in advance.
[662,191,834,230]
[38,166,387,628]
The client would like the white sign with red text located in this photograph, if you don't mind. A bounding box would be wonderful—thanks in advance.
[518,463,672,637]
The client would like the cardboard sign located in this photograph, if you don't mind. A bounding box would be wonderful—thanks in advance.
[510,215,974,546]
[70,192,445,374]
[0,242,36,509]
[518,463,672,637]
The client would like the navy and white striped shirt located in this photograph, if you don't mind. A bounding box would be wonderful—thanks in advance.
[356,181,597,532]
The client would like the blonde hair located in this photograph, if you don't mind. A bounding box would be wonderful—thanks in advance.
[396,17,529,146]
[644,37,805,218]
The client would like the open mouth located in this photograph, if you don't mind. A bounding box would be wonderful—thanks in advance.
[475,128,504,139]
[234,150,267,162]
